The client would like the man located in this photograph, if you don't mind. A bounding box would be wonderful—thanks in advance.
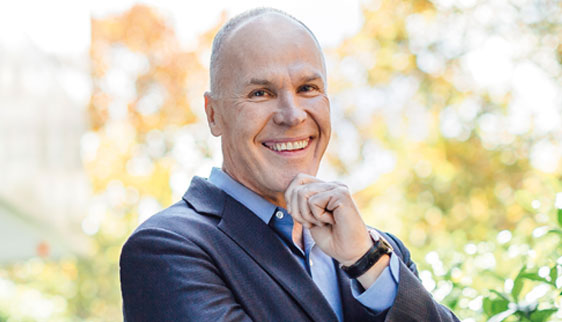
[120,8,459,322]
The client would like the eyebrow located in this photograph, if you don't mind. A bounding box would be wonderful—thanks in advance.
[248,78,274,86]
[247,73,324,87]
[298,73,324,83]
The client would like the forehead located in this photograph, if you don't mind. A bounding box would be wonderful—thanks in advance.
[220,14,326,83]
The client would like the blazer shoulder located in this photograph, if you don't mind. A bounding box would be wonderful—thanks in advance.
[129,199,220,244]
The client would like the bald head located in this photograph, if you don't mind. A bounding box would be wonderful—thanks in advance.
[209,8,325,98]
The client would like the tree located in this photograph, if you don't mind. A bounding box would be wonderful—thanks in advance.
[1,2,560,320]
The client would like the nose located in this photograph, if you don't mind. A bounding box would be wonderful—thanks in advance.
[273,92,307,127]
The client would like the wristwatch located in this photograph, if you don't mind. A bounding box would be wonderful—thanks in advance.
[340,229,393,279]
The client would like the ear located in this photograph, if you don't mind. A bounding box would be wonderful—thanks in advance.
[204,92,222,137]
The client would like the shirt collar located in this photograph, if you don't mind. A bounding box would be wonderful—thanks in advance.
[208,167,278,224]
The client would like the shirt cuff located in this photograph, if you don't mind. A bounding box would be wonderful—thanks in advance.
[350,252,400,313]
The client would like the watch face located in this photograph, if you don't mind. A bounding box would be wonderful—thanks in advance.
[369,229,393,253]
[368,229,381,242]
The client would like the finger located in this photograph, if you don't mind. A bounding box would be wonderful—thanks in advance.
[284,173,322,208]
[290,185,306,227]
[309,185,363,233]
[308,191,336,225]
[307,187,348,222]
[285,174,323,219]
[290,173,322,186]
[297,183,336,225]
[292,182,335,227]
[297,186,321,227]
[326,189,345,212]
[289,185,316,228]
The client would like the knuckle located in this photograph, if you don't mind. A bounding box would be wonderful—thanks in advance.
[330,181,346,187]
[307,193,317,202]
[336,185,348,194]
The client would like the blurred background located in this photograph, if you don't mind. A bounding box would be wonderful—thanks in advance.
[0,0,561,321]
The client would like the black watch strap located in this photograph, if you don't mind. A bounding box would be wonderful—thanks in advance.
[340,230,393,279]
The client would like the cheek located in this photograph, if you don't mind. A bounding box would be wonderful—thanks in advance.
[241,108,274,136]
[223,109,272,147]
[309,98,331,134]
[220,106,249,135]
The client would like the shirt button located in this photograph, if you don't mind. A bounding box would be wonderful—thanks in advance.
[310,260,314,267]
[275,211,284,219]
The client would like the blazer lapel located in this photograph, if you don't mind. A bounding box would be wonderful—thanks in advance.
[218,194,338,322]
[184,177,338,321]
[182,176,226,217]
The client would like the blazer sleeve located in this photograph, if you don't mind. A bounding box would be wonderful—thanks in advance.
[120,227,253,322]
[383,233,460,322]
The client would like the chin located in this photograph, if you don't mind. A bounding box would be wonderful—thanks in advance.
[274,167,316,188]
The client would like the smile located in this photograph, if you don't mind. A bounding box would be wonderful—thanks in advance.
[263,138,310,152]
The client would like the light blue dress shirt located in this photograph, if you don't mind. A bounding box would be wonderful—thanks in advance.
[208,168,399,321]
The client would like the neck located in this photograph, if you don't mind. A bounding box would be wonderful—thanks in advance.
[222,166,288,209]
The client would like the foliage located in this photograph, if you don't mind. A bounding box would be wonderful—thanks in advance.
[1,6,222,321]
[1,1,561,321]
[326,0,562,320]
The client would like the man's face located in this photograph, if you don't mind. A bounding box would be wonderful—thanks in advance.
[205,14,331,207]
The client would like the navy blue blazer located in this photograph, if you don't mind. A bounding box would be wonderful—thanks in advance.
[120,177,459,321]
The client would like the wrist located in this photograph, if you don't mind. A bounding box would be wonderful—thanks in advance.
[356,253,390,289]
[340,230,393,279]
[338,238,373,267]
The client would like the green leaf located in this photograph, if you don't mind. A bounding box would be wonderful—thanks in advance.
[529,308,557,322]
[483,297,510,316]
[549,265,557,285]
[512,266,527,302]
[490,290,511,302]
[519,272,549,284]
[558,208,562,227]
[483,298,493,316]
[512,279,524,302]
[447,297,459,310]
[518,270,558,287]
[548,228,562,236]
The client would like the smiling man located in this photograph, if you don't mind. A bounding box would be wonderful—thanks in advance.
[120,8,459,322]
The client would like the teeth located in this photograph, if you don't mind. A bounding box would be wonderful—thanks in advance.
[268,139,309,151]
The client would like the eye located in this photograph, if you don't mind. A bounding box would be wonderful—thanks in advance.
[249,89,270,98]
[298,84,319,94]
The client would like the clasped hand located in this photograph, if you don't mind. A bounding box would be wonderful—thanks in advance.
[284,173,373,267]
